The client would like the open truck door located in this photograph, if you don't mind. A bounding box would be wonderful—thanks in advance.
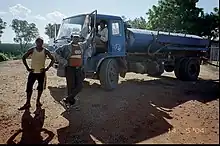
[78,10,97,72]
[87,10,97,47]
[79,10,97,49]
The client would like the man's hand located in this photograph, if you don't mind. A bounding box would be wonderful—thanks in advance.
[27,68,34,72]
[40,68,48,73]
[22,48,34,72]
[45,49,55,71]
[92,28,96,33]
[96,33,101,37]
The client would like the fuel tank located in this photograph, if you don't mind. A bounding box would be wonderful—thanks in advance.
[126,28,209,53]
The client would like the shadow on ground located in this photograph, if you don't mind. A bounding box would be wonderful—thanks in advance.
[48,75,219,144]
[7,106,54,144]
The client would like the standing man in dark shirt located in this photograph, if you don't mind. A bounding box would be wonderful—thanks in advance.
[54,35,84,107]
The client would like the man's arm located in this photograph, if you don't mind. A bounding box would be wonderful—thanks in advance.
[54,45,69,66]
[96,29,101,37]
[100,28,108,42]
[45,49,55,71]
[22,48,34,71]
[96,33,101,37]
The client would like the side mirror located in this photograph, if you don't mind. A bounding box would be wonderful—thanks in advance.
[48,38,56,44]
[52,38,57,43]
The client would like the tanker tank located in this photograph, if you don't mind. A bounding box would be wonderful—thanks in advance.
[126,28,209,53]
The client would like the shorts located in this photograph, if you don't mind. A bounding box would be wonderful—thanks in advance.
[26,72,45,92]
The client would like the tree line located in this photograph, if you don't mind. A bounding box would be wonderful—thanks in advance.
[0,0,219,50]
[123,0,219,40]
[0,19,60,50]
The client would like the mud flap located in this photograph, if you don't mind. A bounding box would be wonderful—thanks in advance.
[117,57,128,78]
[57,64,66,77]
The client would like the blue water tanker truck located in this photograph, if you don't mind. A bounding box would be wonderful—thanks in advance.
[52,10,209,91]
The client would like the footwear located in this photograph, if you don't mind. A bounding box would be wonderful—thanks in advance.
[18,103,31,110]
[60,98,79,110]
[63,97,76,105]
[60,99,71,110]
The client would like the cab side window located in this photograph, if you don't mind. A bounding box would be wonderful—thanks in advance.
[112,21,121,36]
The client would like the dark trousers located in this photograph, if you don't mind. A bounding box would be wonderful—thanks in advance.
[65,66,83,101]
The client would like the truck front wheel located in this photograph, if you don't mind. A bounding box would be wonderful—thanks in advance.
[99,58,119,91]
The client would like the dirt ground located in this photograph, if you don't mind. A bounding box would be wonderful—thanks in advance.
[0,60,219,144]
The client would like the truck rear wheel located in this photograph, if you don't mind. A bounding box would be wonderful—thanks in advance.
[99,58,119,91]
[183,58,200,81]
[174,58,200,81]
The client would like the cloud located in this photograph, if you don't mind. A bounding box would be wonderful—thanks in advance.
[34,15,46,21]
[9,4,31,19]
[0,11,7,16]
[46,11,66,23]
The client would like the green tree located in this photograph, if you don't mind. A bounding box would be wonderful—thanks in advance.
[122,16,147,29]
[11,19,39,51]
[0,18,7,41]
[146,0,203,34]
[127,17,147,29]
[198,7,219,40]
[45,23,60,38]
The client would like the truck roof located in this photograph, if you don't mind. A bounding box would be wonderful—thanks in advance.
[64,14,122,21]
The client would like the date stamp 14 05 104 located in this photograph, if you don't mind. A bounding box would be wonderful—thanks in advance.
[168,127,205,134]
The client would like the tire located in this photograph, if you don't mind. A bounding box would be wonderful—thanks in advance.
[174,58,200,81]
[148,70,164,77]
[183,58,200,81]
[174,58,187,80]
[147,61,164,77]
[164,65,174,72]
[99,58,119,91]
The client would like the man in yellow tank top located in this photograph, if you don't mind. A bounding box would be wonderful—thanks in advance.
[18,37,55,110]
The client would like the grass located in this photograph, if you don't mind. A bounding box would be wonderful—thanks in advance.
[0,52,9,62]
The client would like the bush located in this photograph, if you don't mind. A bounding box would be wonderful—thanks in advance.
[0,43,32,54]
[0,53,9,62]
[0,43,49,62]
[0,43,34,61]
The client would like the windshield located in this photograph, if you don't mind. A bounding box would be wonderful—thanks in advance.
[56,15,86,40]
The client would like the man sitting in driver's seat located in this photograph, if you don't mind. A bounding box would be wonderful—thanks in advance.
[95,20,108,51]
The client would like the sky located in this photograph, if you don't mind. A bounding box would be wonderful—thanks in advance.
[0,0,219,43]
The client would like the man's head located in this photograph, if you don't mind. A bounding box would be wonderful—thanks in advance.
[100,20,106,29]
[35,37,44,48]
[71,35,80,44]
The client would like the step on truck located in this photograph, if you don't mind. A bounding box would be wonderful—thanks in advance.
[51,10,209,91]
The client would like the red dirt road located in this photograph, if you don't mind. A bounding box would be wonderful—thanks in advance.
[0,60,219,144]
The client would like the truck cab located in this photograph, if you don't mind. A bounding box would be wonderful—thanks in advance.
[53,10,128,90]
